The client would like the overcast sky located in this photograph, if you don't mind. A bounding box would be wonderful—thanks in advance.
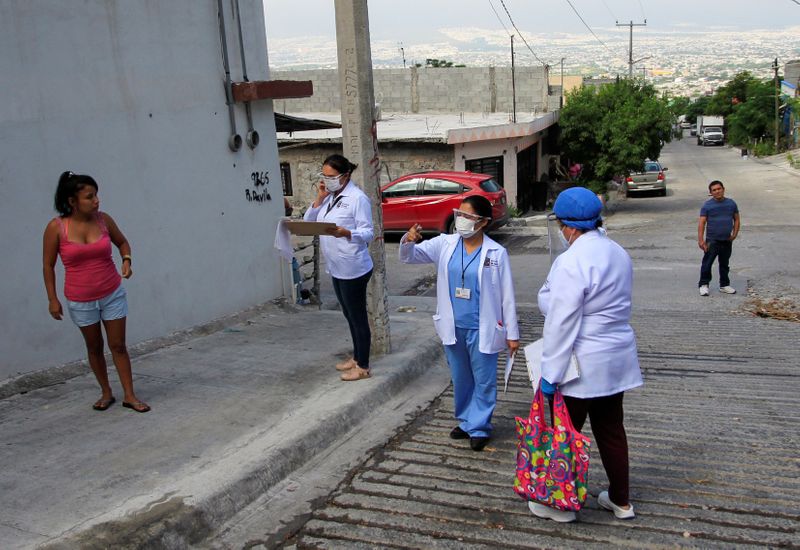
[264,0,800,41]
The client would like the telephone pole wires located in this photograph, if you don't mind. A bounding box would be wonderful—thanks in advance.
[616,19,647,78]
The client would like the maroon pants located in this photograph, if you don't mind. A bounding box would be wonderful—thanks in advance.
[556,392,630,506]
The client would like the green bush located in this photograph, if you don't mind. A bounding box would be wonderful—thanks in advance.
[507,205,522,218]
[752,141,775,157]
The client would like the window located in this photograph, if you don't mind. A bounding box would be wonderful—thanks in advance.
[479,178,501,192]
[280,163,293,196]
[465,156,504,186]
[382,178,421,198]
[644,162,661,173]
[422,178,463,195]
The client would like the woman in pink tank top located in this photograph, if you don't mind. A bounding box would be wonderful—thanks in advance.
[43,172,150,413]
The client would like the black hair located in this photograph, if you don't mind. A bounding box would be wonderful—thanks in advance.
[54,171,99,216]
[322,154,358,176]
[708,180,724,192]
[461,195,493,221]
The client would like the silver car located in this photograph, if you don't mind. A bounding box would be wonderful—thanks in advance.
[624,160,668,197]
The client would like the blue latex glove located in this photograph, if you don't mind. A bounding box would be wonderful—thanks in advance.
[540,378,557,397]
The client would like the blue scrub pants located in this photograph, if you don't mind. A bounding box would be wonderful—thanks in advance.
[443,327,499,437]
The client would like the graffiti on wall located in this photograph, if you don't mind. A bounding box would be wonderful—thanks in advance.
[245,171,272,203]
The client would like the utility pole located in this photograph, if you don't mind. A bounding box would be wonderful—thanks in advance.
[398,42,406,69]
[510,35,516,123]
[616,20,647,78]
[773,57,780,151]
[334,0,391,354]
[560,57,565,108]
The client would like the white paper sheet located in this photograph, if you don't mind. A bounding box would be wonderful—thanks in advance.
[524,338,580,391]
[502,352,516,393]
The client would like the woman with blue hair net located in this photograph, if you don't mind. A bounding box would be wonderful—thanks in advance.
[531,187,643,523]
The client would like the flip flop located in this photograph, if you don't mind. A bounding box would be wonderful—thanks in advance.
[92,396,116,411]
[122,401,151,413]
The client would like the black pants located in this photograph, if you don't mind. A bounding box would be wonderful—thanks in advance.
[552,392,630,506]
[699,239,732,287]
[331,269,372,369]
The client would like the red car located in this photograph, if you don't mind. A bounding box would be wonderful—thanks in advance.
[380,171,509,234]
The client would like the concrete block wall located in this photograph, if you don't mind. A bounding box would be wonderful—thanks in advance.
[272,66,553,114]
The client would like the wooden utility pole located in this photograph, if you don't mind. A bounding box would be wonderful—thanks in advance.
[616,20,647,78]
[773,57,780,151]
[559,57,565,108]
[333,0,391,354]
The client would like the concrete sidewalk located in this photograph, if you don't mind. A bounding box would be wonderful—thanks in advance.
[0,297,449,549]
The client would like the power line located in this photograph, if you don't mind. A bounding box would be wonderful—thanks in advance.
[600,0,617,20]
[497,0,547,66]
[791,0,800,5]
[487,0,512,36]
[636,0,647,19]
[563,0,621,59]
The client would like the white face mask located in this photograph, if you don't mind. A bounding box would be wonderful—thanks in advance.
[323,176,343,193]
[455,215,479,238]
[557,227,572,249]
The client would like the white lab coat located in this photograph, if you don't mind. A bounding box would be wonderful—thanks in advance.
[538,230,642,398]
[400,232,519,354]
[304,181,374,280]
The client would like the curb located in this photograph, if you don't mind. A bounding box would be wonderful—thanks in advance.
[47,326,445,549]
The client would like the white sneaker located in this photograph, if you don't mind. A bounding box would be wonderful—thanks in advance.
[699,285,709,296]
[597,491,635,519]
[528,501,577,523]
[719,286,736,294]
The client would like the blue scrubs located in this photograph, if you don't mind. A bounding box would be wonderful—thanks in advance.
[443,240,499,437]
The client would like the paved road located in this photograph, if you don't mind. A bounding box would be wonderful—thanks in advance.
[271,141,800,548]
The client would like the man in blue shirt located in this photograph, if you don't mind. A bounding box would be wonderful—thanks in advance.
[697,180,740,296]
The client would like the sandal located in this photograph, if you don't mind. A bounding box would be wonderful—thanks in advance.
[335,358,357,371]
[340,366,371,381]
[122,400,151,413]
[92,396,116,411]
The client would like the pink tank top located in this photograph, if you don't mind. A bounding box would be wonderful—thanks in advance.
[57,213,122,302]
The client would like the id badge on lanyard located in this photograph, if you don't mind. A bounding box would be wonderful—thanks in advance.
[455,287,472,300]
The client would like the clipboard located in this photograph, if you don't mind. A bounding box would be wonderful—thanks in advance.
[283,220,336,236]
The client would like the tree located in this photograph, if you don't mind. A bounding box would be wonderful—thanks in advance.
[726,78,775,146]
[707,71,757,117]
[558,79,673,185]
[685,95,711,124]
[422,58,465,68]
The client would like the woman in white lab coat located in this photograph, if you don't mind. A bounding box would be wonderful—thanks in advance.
[400,195,519,451]
[530,186,643,523]
[304,154,374,382]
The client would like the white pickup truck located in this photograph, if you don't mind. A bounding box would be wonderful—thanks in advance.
[697,115,725,146]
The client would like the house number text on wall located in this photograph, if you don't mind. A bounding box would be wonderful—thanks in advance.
[245,171,272,203]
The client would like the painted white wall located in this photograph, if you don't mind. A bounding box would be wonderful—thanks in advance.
[0,1,286,379]
[453,134,541,207]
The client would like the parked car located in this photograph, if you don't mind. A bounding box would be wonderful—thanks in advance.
[690,124,697,136]
[680,121,692,129]
[698,126,725,146]
[624,160,668,197]
[380,171,509,234]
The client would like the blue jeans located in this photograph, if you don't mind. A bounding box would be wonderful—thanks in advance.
[699,239,732,287]
[443,327,499,437]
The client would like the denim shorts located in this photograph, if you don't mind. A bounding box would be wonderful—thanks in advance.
[67,285,128,327]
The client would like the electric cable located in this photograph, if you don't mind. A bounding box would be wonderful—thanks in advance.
[497,0,548,66]
[563,0,627,62]
[487,0,512,36]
